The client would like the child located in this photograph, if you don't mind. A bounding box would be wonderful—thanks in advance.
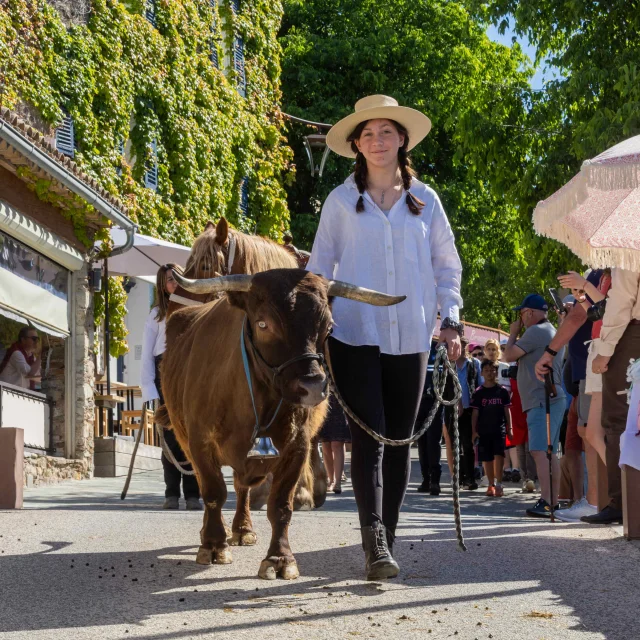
[471,360,513,497]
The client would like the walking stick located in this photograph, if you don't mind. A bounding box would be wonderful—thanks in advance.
[120,402,147,500]
[543,370,557,522]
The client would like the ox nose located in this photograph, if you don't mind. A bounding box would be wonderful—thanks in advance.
[296,373,328,406]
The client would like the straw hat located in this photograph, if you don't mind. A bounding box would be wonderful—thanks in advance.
[326,95,432,158]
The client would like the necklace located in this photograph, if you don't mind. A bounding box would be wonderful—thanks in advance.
[370,180,402,207]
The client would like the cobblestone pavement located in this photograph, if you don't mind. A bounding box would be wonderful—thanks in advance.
[1,453,638,640]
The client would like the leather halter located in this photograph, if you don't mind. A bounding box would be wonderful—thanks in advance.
[240,316,325,440]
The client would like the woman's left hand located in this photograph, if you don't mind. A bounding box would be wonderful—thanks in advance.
[439,328,461,361]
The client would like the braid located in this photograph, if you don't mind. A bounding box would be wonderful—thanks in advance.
[354,151,367,213]
[398,147,425,216]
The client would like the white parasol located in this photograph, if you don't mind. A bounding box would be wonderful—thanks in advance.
[97,228,191,277]
[533,134,640,271]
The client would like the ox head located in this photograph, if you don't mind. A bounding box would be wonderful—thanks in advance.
[172,269,405,407]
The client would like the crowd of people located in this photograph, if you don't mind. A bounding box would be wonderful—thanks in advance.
[412,267,639,526]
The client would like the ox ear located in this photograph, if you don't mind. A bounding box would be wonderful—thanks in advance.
[215,217,229,245]
[204,220,215,231]
[226,291,248,312]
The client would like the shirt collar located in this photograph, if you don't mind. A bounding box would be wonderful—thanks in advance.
[343,172,414,193]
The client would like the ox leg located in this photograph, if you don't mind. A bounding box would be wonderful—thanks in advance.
[258,443,307,581]
[230,472,258,546]
[193,461,232,566]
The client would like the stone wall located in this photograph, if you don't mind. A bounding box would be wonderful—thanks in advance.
[73,260,96,473]
[24,452,89,488]
[40,336,66,455]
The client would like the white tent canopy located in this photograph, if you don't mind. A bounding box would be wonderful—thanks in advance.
[96,228,192,277]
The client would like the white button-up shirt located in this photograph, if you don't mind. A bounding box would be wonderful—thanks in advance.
[141,307,166,402]
[307,174,463,355]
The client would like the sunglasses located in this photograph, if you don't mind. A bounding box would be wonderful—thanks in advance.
[472,350,484,357]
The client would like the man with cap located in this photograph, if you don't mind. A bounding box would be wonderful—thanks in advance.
[503,294,566,517]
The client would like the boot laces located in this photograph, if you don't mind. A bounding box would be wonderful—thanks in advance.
[373,525,388,559]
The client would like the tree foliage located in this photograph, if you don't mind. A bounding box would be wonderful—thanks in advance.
[280,0,569,328]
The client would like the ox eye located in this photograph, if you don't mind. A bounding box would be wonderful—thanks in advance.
[257,321,267,330]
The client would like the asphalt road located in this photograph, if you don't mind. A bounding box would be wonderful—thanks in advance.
[1,454,638,640]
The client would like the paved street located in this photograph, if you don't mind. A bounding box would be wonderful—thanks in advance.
[1,453,638,640]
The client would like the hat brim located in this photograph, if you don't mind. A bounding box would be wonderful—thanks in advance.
[326,105,432,158]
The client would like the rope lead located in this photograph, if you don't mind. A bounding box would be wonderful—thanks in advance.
[324,343,467,552]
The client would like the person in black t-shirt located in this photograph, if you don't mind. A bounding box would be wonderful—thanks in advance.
[471,360,513,497]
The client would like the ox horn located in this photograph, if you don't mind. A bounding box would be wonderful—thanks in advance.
[327,280,406,306]
[172,270,253,294]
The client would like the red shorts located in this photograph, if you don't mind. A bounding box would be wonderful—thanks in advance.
[565,396,584,452]
[507,378,528,447]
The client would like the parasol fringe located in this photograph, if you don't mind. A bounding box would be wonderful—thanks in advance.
[536,220,640,271]
[533,161,640,235]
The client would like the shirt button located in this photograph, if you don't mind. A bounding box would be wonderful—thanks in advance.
[391,320,397,325]
[389,271,393,275]
[387,245,392,250]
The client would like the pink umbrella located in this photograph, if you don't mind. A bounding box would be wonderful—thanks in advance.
[533,135,640,271]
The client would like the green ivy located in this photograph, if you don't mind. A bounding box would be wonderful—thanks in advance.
[93,276,129,358]
[1,0,293,353]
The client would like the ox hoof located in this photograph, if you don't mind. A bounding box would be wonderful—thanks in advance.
[214,546,233,564]
[293,487,314,511]
[258,557,299,580]
[196,547,213,565]
[279,561,300,580]
[229,531,258,546]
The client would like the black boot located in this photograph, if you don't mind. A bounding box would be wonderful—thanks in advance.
[361,521,399,580]
[429,470,441,496]
[386,528,395,556]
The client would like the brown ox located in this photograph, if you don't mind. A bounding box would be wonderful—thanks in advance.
[165,219,325,510]
[158,268,403,579]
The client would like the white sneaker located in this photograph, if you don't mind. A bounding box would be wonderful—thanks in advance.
[522,480,536,493]
[555,497,597,522]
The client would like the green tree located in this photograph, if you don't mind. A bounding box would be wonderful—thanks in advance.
[280,0,564,328]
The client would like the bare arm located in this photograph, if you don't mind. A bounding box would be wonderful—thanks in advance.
[504,406,512,438]
[471,408,479,439]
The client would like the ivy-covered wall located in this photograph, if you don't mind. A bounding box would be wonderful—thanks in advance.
[0,0,294,245]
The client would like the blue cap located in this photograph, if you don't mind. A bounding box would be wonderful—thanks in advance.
[513,293,548,312]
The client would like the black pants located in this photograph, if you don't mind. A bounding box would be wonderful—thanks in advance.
[444,406,475,485]
[155,356,200,500]
[416,391,444,483]
[328,338,428,531]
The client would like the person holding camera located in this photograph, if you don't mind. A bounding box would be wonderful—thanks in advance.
[503,294,566,517]
[534,270,607,521]
[582,268,640,524]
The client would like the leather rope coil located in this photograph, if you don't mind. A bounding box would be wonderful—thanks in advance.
[323,342,467,552]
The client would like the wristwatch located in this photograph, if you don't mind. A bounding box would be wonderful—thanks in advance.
[441,317,464,336]
[544,345,558,356]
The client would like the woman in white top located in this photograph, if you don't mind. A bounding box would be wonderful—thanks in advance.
[142,263,201,511]
[307,95,463,580]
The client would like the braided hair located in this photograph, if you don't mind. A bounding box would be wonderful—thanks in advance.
[347,119,425,215]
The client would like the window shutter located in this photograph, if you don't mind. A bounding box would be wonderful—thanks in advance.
[210,42,219,68]
[230,0,240,13]
[144,140,158,191]
[234,36,246,97]
[144,0,157,27]
[240,177,249,216]
[55,115,75,158]
[116,138,125,176]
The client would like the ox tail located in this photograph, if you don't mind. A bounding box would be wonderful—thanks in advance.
[154,404,172,429]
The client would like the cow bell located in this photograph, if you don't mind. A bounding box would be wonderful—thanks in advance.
[247,436,280,459]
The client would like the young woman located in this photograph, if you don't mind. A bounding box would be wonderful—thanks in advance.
[307,95,462,580]
[319,395,351,494]
[141,263,201,511]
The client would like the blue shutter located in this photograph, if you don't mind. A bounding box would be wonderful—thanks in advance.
[144,0,157,27]
[210,43,219,68]
[230,0,240,13]
[55,115,75,158]
[209,0,219,68]
[240,176,249,216]
[234,36,246,97]
[116,138,125,176]
[144,140,158,191]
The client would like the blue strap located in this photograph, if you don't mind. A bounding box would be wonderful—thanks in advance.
[241,316,283,437]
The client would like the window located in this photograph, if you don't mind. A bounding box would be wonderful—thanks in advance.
[144,140,158,191]
[144,0,156,27]
[209,1,220,68]
[210,43,219,69]
[240,176,249,216]
[55,115,75,158]
[230,0,240,13]
[233,36,246,97]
